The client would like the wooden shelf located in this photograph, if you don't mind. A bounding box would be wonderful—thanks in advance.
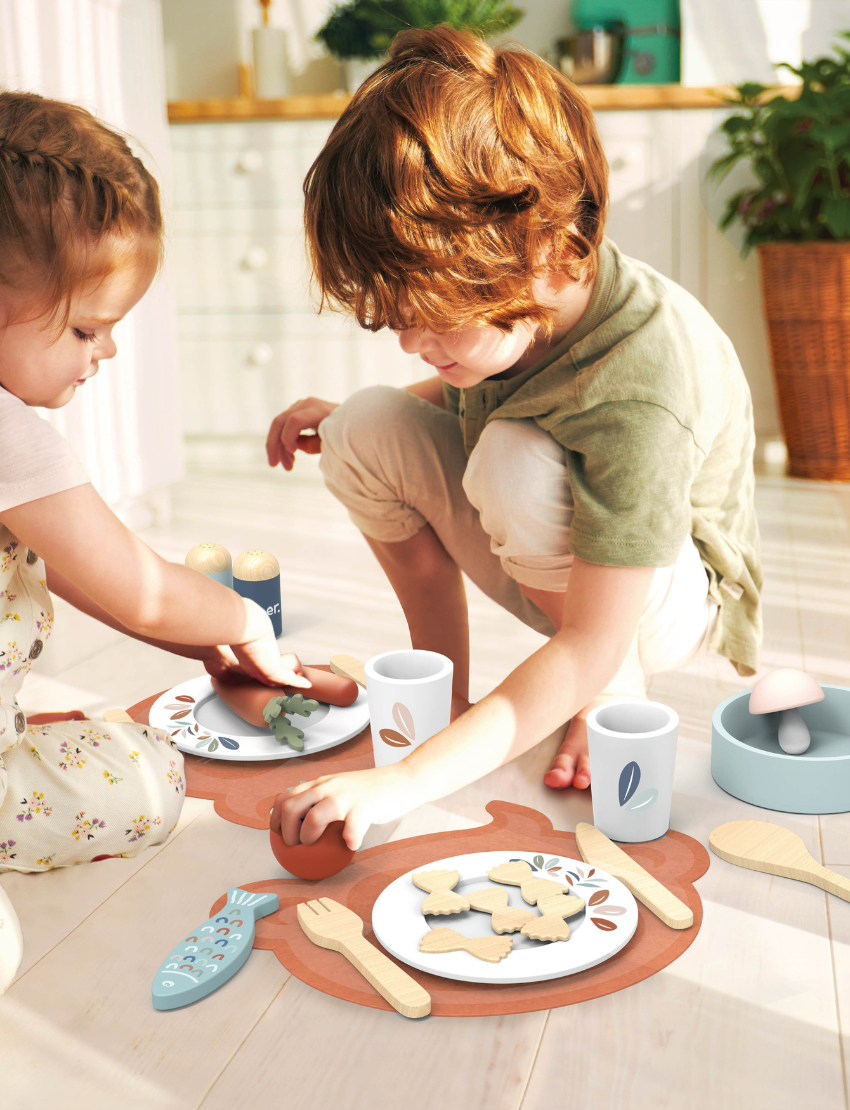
[166,85,799,123]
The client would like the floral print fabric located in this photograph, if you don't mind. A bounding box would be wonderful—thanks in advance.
[0,524,185,871]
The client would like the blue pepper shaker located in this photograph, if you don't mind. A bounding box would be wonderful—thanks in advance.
[233,549,282,637]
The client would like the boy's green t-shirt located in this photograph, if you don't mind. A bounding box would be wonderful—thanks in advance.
[443,238,762,677]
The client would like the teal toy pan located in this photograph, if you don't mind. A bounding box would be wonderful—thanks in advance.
[712,685,850,814]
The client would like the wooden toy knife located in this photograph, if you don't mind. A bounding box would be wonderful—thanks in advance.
[575,822,694,929]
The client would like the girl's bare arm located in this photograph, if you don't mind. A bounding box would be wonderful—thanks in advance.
[1,484,309,687]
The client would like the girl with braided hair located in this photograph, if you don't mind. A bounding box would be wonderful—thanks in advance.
[0,93,309,942]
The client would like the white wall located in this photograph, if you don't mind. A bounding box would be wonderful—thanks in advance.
[0,0,183,522]
[681,0,850,85]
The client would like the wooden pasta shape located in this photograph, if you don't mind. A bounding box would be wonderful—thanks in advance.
[419,927,514,964]
[412,869,470,916]
[466,887,536,934]
[487,860,571,905]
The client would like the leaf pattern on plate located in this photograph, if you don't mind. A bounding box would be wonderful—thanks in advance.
[175,695,195,703]
[588,890,609,906]
[591,917,617,931]
[544,857,559,869]
[587,868,595,878]
[169,710,191,721]
[533,855,545,868]
[218,736,240,750]
[594,905,626,916]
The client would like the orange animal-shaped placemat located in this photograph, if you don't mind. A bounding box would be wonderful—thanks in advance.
[207,800,708,1016]
[127,666,373,830]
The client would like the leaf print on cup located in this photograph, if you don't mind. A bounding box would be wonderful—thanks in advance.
[381,701,415,748]
[392,702,414,739]
[618,761,641,807]
[627,788,659,812]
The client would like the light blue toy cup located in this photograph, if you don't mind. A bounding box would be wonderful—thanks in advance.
[711,685,850,814]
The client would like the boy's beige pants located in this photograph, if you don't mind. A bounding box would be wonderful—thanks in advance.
[319,386,717,705]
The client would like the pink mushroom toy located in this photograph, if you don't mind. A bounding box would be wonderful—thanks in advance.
[748,668,825,755]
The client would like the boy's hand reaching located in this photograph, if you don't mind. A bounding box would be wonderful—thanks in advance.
[266,396,339,471]
[270,766,419,851]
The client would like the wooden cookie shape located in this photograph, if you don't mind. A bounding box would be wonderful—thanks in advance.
[520,893,587,943]
[487,860,571,906]
[420,927,514,964]
[466,887,537,934]
[412,869,471,916]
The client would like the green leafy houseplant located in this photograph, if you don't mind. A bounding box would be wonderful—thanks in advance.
[709,34,850,482]
[710,34,850,248]
[316,0,524,61]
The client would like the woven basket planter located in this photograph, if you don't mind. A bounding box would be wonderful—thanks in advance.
[758,241,850,481]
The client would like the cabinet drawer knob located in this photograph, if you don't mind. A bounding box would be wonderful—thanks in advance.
[236,149,264,173]
[248,343,274,366]
[241,246,268,270]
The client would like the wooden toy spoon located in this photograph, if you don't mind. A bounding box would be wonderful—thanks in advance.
[709,820,850,901]
[419,927,513,963]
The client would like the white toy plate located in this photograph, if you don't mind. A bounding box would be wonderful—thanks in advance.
[148,675,370,762]
[372,850,638,985]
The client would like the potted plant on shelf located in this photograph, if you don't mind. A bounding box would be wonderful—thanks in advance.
[710,35,850,481]
[316,0,524,92]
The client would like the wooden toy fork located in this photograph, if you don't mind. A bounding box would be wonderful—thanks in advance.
[487,860,571,906]
[419,927,513,964]
[412,869,470,915]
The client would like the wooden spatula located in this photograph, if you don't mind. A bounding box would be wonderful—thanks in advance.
[296,897,430,1018]
[709,820,850,901]
[330,654,366,688]
[575,822,694,929]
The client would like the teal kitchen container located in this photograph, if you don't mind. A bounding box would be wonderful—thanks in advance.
[712,685,850,814]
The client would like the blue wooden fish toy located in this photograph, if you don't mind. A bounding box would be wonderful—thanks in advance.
[152,888,279,1010]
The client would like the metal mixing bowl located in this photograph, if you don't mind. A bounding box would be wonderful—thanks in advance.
[557,23,626,85]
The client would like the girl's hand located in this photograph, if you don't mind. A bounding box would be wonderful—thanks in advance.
[266,396,339,471]
[270,766,419,851]
[202,643,312,690]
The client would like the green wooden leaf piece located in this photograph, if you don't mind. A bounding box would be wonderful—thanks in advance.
[270,715,305,750]
[281,693,320,718]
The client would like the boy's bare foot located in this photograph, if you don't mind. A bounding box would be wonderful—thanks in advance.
[544,715,591,790]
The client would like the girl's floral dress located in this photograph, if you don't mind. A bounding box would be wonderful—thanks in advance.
[0,525,185,872]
